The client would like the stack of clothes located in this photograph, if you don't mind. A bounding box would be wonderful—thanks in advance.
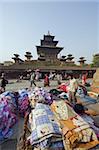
[18,89,29,116]
[51,100,99,149]
[0,95,17,140]
[27,103,64,150]
[0,89,30,140]
[24,87,99,150]
[28,87,53,106]
[58,82,97,104]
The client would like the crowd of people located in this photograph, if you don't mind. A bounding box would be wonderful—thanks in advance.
[0,71,88,100]
[28,70,89,106]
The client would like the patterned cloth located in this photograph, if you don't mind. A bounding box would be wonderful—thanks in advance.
[51,100,76,120]
[28,87,53,106]
[0,96,17,140]
[28,103,63,150]
[51,100,98,149]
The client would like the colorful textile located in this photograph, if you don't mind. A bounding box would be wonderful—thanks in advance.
[80,114,99,138]
[51,100,98,149]
[18,89,29,115]
[77,86,97,104]
[58,83,97,104]
[51,100,76,120]
[79,95,97,104]
[28,103,63,149]
[28,87,53,106]
[58,83,69,93]
[49,89,62,96]
[0,91,17,107]
[0,96,17,140]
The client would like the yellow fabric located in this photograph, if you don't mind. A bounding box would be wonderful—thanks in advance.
[76,140,99,149]
[60,119,76,130]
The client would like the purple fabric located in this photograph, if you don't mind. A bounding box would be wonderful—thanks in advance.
[0,97,17,140]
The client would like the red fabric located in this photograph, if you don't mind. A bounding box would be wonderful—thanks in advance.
[58,84,69,93]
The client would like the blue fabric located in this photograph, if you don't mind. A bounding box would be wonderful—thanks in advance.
[35,115,50,126]
[50,141,64,149]
[33,139,64,149]
[0,129,13,140]
[0,91,17,107]
[80,95,97,104]
[28,103,62,149]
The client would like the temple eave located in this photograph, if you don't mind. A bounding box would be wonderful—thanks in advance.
[78,60,86,62]
[25,55,32,57]
[36,46,63,49]
[44,35,55,38]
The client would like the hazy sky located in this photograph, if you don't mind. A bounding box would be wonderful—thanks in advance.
[0,0,99,64]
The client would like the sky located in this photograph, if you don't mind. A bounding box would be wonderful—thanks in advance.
[0,0,99,64]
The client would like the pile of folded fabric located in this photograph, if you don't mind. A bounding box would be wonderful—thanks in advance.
[51,100,99,149]
[28,87,53,105]
[18,89,29,116]
[57,82,97,104]
[0,90,30,116]
[0,91,18,108]
[27,103,64,150]
[49,88,69,100]
[14,87,99,149]
[0,96,17,140]
[58,82,69,93]
[77,86,97,104]
[0,89,30,140]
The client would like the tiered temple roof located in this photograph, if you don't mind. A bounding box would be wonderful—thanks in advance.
[59,55,66,61]
[36,32,63,61]
[78,57,86,66]
[12,54,24,63]
[66,54,75,63]
[25,52,32,61]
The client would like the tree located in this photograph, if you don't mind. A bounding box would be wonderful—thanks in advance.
[91,54,99,67]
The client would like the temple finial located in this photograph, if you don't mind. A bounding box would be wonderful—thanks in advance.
[48,30,50,35]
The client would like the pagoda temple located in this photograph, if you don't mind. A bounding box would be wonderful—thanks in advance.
[0,32,97,79]
[59,55,66,61]
[66,54,75,64]
[78,57,86,66]
[36,32,63,61]
[12,54,24,63]
[25,52,32,61]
